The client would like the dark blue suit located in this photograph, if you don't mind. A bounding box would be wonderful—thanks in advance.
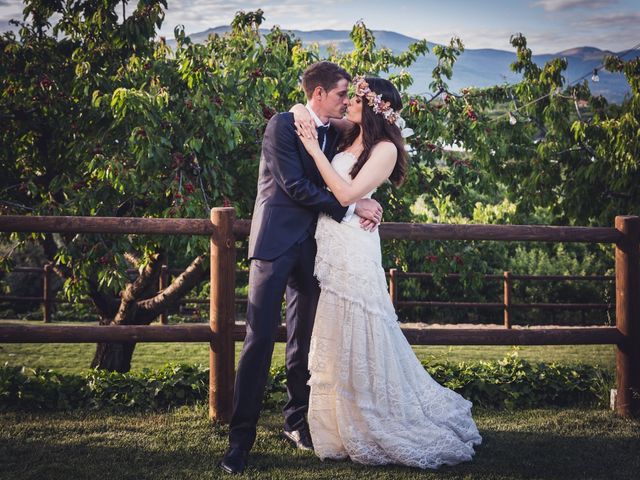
[230,112,347,451]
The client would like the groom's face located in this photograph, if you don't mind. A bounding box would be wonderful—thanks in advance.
[319,78,350,119]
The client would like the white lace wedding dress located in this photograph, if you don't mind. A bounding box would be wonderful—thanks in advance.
[307,151,482,469]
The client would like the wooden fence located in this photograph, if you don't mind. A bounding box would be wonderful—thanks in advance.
[0,210,638,420]
[387,270,614,328]
[2,267,613,327]
[0,264,241,324]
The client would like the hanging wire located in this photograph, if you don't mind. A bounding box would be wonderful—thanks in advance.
[566,40,640,87]
[506,40,640,116]
[411,40,640,124]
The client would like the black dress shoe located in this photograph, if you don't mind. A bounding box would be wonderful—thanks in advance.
[219,447,249,475]
[283,426,314,451]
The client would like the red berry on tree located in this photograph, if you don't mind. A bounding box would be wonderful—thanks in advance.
[171,152,184,168]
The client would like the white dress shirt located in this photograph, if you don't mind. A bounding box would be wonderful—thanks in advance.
[305,105,355,222]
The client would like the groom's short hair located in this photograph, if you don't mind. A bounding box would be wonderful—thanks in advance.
[302,61,351,99]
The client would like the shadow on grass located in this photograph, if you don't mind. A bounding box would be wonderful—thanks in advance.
[0,409,638,480]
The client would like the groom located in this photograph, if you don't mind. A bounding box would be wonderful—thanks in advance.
[219,61,383,474]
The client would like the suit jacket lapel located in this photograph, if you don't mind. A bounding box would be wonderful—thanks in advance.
[297,138,323,184]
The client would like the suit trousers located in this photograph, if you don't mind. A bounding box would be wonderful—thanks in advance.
[229,234,319,451]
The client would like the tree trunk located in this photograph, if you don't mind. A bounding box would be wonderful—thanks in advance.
[89,254,207,373]
[91,340,136,372]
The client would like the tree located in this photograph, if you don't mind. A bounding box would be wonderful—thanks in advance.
[474,34,639,225]
[1,4,433,371]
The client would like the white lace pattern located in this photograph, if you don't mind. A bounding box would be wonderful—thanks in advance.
[308,152,482,469]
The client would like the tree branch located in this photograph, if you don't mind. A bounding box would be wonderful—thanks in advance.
[113,252,166,324]
[136,254,208,322]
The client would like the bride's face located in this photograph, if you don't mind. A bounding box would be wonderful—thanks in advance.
[345,95,363,124]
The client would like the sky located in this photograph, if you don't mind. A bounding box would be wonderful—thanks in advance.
[1,0,638,54]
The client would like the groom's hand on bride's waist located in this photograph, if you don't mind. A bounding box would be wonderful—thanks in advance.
[354,198,382,232]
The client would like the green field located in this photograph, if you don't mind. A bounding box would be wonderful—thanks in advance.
[1,406,638,479]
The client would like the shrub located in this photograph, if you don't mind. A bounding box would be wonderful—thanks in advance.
[1,354,612,412]
[0,363,207,411]
[265,353,612,410]
[424,351,612,408]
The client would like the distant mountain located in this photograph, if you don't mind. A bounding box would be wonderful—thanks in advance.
[170,27,632,103]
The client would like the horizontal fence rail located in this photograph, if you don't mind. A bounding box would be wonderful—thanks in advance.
[0,212,637,419]
[377,222,623,243]
[0,216,623,243]
[0,215,217,236]
[0,323,625,346]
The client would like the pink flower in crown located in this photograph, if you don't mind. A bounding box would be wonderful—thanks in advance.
[352,74,404,128]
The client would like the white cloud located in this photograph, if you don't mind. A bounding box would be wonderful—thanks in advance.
[577,11,640,27]
[531,0,617,11]
[420,27,518,50]
[159,0,347,36]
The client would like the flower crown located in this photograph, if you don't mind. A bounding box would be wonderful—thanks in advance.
[352,75,399,124]
[352,75,414,138]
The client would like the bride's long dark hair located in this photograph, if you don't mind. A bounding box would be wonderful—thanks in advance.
[338,77,408,186]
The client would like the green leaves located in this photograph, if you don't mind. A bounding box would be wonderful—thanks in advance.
[0,363,207,411]
[262,353,612,411]
[425,352,612,409]
[0,350,613,411]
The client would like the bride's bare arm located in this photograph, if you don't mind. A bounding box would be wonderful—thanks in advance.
[297,134,396,206]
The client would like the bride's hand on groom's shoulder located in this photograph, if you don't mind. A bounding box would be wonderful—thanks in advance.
[297,129,322,156]
[290,103,317,140]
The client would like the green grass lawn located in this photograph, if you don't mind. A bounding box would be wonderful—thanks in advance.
[1,406,638,479]
[0,320,616,374]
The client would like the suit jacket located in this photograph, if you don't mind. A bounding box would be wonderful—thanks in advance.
[248,112,347,261]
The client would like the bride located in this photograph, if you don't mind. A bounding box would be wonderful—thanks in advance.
[292,76,482,469]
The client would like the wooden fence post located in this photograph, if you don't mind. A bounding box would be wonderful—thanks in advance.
[389,268,398,308]
[43,263,53,323]
[159,264,169,325]
[614,215,640,417]
[209,207,236,422]
[503,271,512,329]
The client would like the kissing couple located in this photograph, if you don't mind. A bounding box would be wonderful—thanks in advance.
[219,61,482,474]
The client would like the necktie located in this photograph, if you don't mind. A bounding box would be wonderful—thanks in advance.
[317,125,328,152]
